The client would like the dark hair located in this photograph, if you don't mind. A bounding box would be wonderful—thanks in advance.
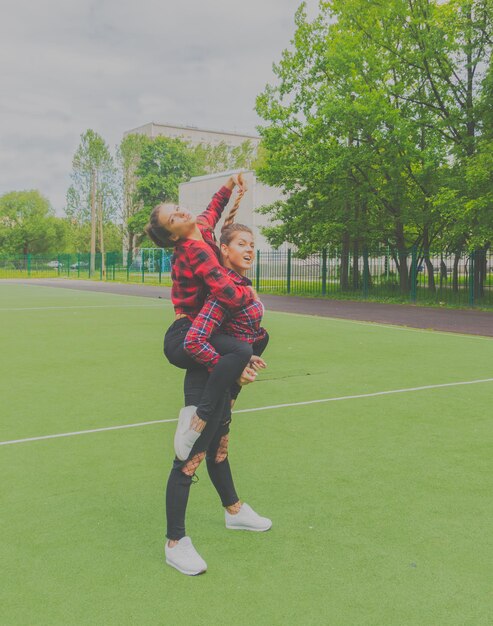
[144,203,177,249]
[219,223,254,246]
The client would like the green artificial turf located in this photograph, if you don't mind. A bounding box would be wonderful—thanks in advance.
[0,282,492,625]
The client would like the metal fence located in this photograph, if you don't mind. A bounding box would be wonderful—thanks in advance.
[1,247,492,308]
[253,248,493,308]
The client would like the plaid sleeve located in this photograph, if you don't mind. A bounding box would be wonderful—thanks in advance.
[187,244,253,309]
[196,186,232,230]
[184,298,226,370]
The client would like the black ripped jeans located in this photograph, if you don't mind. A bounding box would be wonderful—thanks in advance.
[165,328,269,541]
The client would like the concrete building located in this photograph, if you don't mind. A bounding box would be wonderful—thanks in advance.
[124,122,259,150]
[179,170,284,250]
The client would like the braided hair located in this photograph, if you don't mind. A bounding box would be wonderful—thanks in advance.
[221,172,245,231]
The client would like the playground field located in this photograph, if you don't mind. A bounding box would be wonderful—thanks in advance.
[1,282,492,625]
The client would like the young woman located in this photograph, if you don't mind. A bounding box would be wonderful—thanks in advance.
[145,177,259,451]
[145,178,268,575]
[165,223,271,576]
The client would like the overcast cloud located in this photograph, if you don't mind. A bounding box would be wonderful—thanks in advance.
[0,0,317,214]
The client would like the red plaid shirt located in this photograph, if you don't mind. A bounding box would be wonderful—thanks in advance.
[184,269,267,371]
[171,186,252,317]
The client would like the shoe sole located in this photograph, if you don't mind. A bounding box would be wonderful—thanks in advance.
[225,523,272,532]
[174,406,198,460]
[165,558,207,576]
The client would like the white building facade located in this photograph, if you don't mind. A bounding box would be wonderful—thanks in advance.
[179,170,284,250]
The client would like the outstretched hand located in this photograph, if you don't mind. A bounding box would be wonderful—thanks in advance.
[236,366,257,386]
[249,355,267,371]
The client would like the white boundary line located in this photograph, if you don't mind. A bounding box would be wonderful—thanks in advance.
[0,304,164,312]
[1,377,492,447]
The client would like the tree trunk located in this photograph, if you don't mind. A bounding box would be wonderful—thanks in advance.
[98,194,105,277]
[362,246,372,289]
[90,170,97,274]
[352,240,359,290]
[395,223,409,295]
[423,253,435,291]
[452,254,460,292]
[474,248,486,299]
[127,231,135,264]
[340,231,350,291]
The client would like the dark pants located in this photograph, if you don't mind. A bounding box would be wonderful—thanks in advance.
[165,331,270,540]
[166,375,237,540]
[164,318,253,422]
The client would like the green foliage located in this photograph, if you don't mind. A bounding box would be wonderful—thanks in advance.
[66,129,118,223]
[117,133,151,247]
[256,0,493,267]
[135,137,202,209]
[61,219,123,253]
[0,190,64,255]
[193,140,256,174]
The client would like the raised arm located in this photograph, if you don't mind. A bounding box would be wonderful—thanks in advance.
[196,175,246,230]
[187,243,253,309]
[184,298,226,370]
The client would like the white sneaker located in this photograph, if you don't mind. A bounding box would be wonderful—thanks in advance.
[174,405,200,461]
[165,537,207,576]
[225,503,272,532]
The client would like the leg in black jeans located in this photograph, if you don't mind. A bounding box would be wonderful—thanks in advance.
[181,367,232,454]
[230,331,270,402]
[166,375,237,539]
[206,417,238,508]
[164,318,252,423]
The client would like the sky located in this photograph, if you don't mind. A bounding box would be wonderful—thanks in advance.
[0,0,317,215]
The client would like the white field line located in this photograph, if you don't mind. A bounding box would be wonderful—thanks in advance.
[1,377,492,447]
[0,304,164,312]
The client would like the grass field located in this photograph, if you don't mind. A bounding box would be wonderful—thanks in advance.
[1,282,492,625]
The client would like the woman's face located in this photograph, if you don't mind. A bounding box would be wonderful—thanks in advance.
[157,204,197,241]
[221,230,255,273]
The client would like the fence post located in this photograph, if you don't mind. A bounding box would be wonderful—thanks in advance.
[362,246,369,299]
[321,248,327,295]
[410,245,417,303]
[99,254,103,281]
[287,249,292,294]
[27,254,31,277]
[256,249,260,292]
[141,250,145,283]
[77,253,80,278]
[469,251,475,307]
[57,254,61,276]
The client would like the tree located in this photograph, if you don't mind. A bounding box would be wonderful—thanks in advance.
[117,133,150,254]
[66,129,118,274]
[0,190,64,256]
[131,137,202,246]
[194,140,257,174]
[256,0,492,293]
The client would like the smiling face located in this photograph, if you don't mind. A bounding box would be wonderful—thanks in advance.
[157,203,197,241]
[220,228,255,275]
